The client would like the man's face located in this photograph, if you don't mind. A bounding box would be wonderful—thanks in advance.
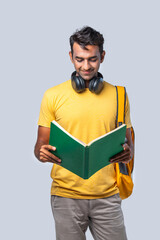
[69,42,105,81]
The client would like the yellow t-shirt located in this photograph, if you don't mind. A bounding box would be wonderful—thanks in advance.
[38,79,132,199]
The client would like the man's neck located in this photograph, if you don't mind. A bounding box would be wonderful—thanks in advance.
[85,80,90,88]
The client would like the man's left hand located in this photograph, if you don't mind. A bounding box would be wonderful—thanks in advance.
[110,143,132,164]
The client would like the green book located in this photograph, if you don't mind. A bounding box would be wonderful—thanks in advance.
[49,121,126,179]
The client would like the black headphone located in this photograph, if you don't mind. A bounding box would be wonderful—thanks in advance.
[71,71,104,94]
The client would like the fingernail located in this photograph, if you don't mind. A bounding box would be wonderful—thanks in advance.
[58,159,61,162]
[52,147,56,150]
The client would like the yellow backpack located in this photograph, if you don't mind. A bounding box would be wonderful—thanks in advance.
[115,86,135,200]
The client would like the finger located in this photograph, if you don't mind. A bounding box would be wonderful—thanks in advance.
[40,155,52,163]
[42,145,57,151]
[113,157,132,164]
[40,148,61,162]
[47,157,62,165]
[43,150,61,162]
[40,152,61,163]
[44,153,61,163]
[113,149,130,158]
[110,156,131,163]
[110,149,131,162]
[41,156,61,165]
[40,150,61,163]
[110,152,131,163]
[122,143,130,151]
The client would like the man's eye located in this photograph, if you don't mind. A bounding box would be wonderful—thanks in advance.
[90,59,97,62]
[77,59,83,62]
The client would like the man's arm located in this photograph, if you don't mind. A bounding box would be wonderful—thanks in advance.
[34,126,61,164]
[110,127,134,163]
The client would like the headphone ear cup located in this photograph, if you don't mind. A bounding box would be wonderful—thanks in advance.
[71,72,85,92]
[89,78,104,94]
[89,78,97,93]
[77,75,85,91]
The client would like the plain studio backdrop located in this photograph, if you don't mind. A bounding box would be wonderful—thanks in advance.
[0,0,159,239]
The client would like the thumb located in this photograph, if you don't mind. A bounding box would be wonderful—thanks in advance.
[122,143,128,151]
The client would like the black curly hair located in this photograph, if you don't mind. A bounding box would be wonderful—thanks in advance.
[69,26,104,55]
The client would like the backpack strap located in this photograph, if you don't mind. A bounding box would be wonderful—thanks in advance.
[115,85,128,175]
[115,86,126,127]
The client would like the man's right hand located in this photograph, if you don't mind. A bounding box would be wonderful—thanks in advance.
[39,145,61,164]
[34,126,61,165]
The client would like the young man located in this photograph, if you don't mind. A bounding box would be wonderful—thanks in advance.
[34,26,134,240]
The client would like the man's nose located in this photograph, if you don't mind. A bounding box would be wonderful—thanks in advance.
[83,60,91,70]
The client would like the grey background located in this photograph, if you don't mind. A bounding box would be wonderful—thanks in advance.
[0,0,159,239]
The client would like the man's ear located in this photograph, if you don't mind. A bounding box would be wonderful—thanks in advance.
[69,51,73,63]
[100,51,106,63]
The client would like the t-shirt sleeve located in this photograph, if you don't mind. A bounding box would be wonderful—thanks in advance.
[125,93,132,128]
[38,91,55,128]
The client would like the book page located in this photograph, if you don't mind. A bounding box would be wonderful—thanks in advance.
[87,124,126,146]
[52,120,86,147]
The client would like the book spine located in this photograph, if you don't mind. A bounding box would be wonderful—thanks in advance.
[84,146,89,179]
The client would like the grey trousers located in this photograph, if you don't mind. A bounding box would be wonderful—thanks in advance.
[51,193,127,240]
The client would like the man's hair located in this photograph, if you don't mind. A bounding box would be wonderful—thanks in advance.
[69,26,104,55]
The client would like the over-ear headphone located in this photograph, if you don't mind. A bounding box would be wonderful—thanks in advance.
[71,71,104,94]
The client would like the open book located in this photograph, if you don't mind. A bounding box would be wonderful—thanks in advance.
[49,120,126,179]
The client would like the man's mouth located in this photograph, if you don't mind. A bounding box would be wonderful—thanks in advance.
[81,70,93,74]
[83,72,91,74]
